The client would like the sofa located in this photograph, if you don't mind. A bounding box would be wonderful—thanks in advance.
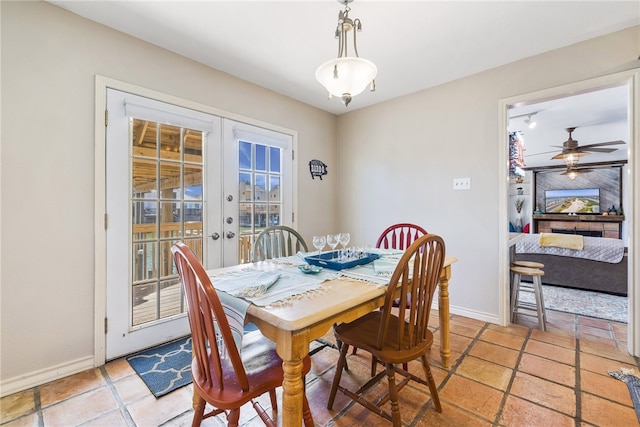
[515,234,628,296]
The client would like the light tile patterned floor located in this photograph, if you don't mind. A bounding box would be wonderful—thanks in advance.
[2,309,639,426]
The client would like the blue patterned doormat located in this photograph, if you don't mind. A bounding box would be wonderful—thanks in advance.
[126,336,192,398]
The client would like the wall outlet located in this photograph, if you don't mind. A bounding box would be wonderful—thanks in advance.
[453,177,471,190]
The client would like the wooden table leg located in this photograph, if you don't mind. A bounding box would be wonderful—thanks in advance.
[281,359,304,427]
[276,330,308,427]
[438,265,452,369]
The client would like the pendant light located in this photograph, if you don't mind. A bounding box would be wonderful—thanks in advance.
[315,0,377,107]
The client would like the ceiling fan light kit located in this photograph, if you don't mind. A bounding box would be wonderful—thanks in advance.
[550,127,625,178]
[315,0,377,107]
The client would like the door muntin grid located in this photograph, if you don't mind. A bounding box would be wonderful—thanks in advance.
[131,119,204,327]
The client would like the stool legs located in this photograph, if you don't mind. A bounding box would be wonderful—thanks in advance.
[511,267,547,331]
[510,272,522,323]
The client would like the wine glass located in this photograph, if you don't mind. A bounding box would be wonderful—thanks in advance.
[326,234,339,259]
[338,232,350,260]
[312,235,326,256]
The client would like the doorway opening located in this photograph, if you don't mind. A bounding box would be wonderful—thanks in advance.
[498,70,639,357]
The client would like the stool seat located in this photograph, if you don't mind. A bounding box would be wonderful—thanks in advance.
[511,266,544,276]
[512,260,544,269]
[510,266,547,331]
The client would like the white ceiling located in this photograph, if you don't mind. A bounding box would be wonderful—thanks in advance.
[48,0,639,115]
[47,0,638,166]
[508,85,631,168]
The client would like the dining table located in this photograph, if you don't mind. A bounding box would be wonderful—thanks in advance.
[206,253,457,427]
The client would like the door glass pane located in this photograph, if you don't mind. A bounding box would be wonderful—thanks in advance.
[159,201,180,238]
[239,172,252,201]
[255,174,266,201]
[132,158,157,198]
[239,141,251,169]
[130,117,204,327]
[159,124,182,160]
[132,120,158,154]
[270,176,280,202]
[132,283,157,326]
[132,201,157,241]
[184,130,203,162]
[184,164,203,200]
[255,144,267,171]
[159,278,183,318]
[269,146,280,173]
[236,140,283,262]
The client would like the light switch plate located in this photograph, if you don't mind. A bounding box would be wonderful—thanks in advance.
[453,178,471,190]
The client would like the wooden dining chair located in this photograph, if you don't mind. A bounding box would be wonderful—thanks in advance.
[351,223,428,370]
[327,234,445,427]
[376,222,428,250]
[171,242,314,427]
[252,225,308,262]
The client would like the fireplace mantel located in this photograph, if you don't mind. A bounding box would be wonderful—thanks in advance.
[532,214,624,239]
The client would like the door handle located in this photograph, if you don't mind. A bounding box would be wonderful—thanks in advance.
[210,232,220,240]
[226,231,236,239]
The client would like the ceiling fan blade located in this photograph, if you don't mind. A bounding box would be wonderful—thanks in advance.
[578,140,625,149]
[577,147,618,153]
[526,150,561,157]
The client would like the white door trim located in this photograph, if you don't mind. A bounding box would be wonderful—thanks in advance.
[497,69,639,357]
[94,75,299,365]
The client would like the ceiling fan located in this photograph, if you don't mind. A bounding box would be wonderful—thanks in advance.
[550,127,625,162]
[560,165,593,180]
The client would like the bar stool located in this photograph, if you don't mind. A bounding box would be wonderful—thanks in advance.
[510,266,547,331]
[512,260,544,269]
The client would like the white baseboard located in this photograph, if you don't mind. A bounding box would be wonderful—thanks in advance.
[450,304,500,325]
[0,356,95,398]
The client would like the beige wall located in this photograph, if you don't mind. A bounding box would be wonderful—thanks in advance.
[336,26,639,317]
[1,0,638,393]
[0,0,337,387]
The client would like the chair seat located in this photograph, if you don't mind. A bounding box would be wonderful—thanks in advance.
[192,330,311,409]
[335,311,433,365]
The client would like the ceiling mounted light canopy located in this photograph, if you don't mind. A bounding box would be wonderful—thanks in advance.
[315,0,377,107]
[509,111,539,131]
[524,113,537,129]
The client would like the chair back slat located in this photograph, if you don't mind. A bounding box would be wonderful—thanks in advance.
[252,226,308,261]
[378,234,445,352]
[171,242,250,392]
[376,223,427,250]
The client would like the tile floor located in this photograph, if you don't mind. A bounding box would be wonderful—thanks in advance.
[2,309,639,426]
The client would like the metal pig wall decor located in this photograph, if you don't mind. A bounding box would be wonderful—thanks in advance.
[309,159,328,180]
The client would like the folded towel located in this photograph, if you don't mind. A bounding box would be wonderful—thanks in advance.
[235,272,281,297]
[539,232,584,250]
[216,290,250,352]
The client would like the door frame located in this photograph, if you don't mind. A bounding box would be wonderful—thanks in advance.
[497,69,639,357]
[93,76,299,365]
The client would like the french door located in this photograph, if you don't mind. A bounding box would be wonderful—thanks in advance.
[105,88,293,359]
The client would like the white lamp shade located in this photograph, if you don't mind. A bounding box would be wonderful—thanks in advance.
[315,57,377,97]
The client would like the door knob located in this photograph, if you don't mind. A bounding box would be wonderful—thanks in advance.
[210,232,220,240]
[226,231,236,239]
